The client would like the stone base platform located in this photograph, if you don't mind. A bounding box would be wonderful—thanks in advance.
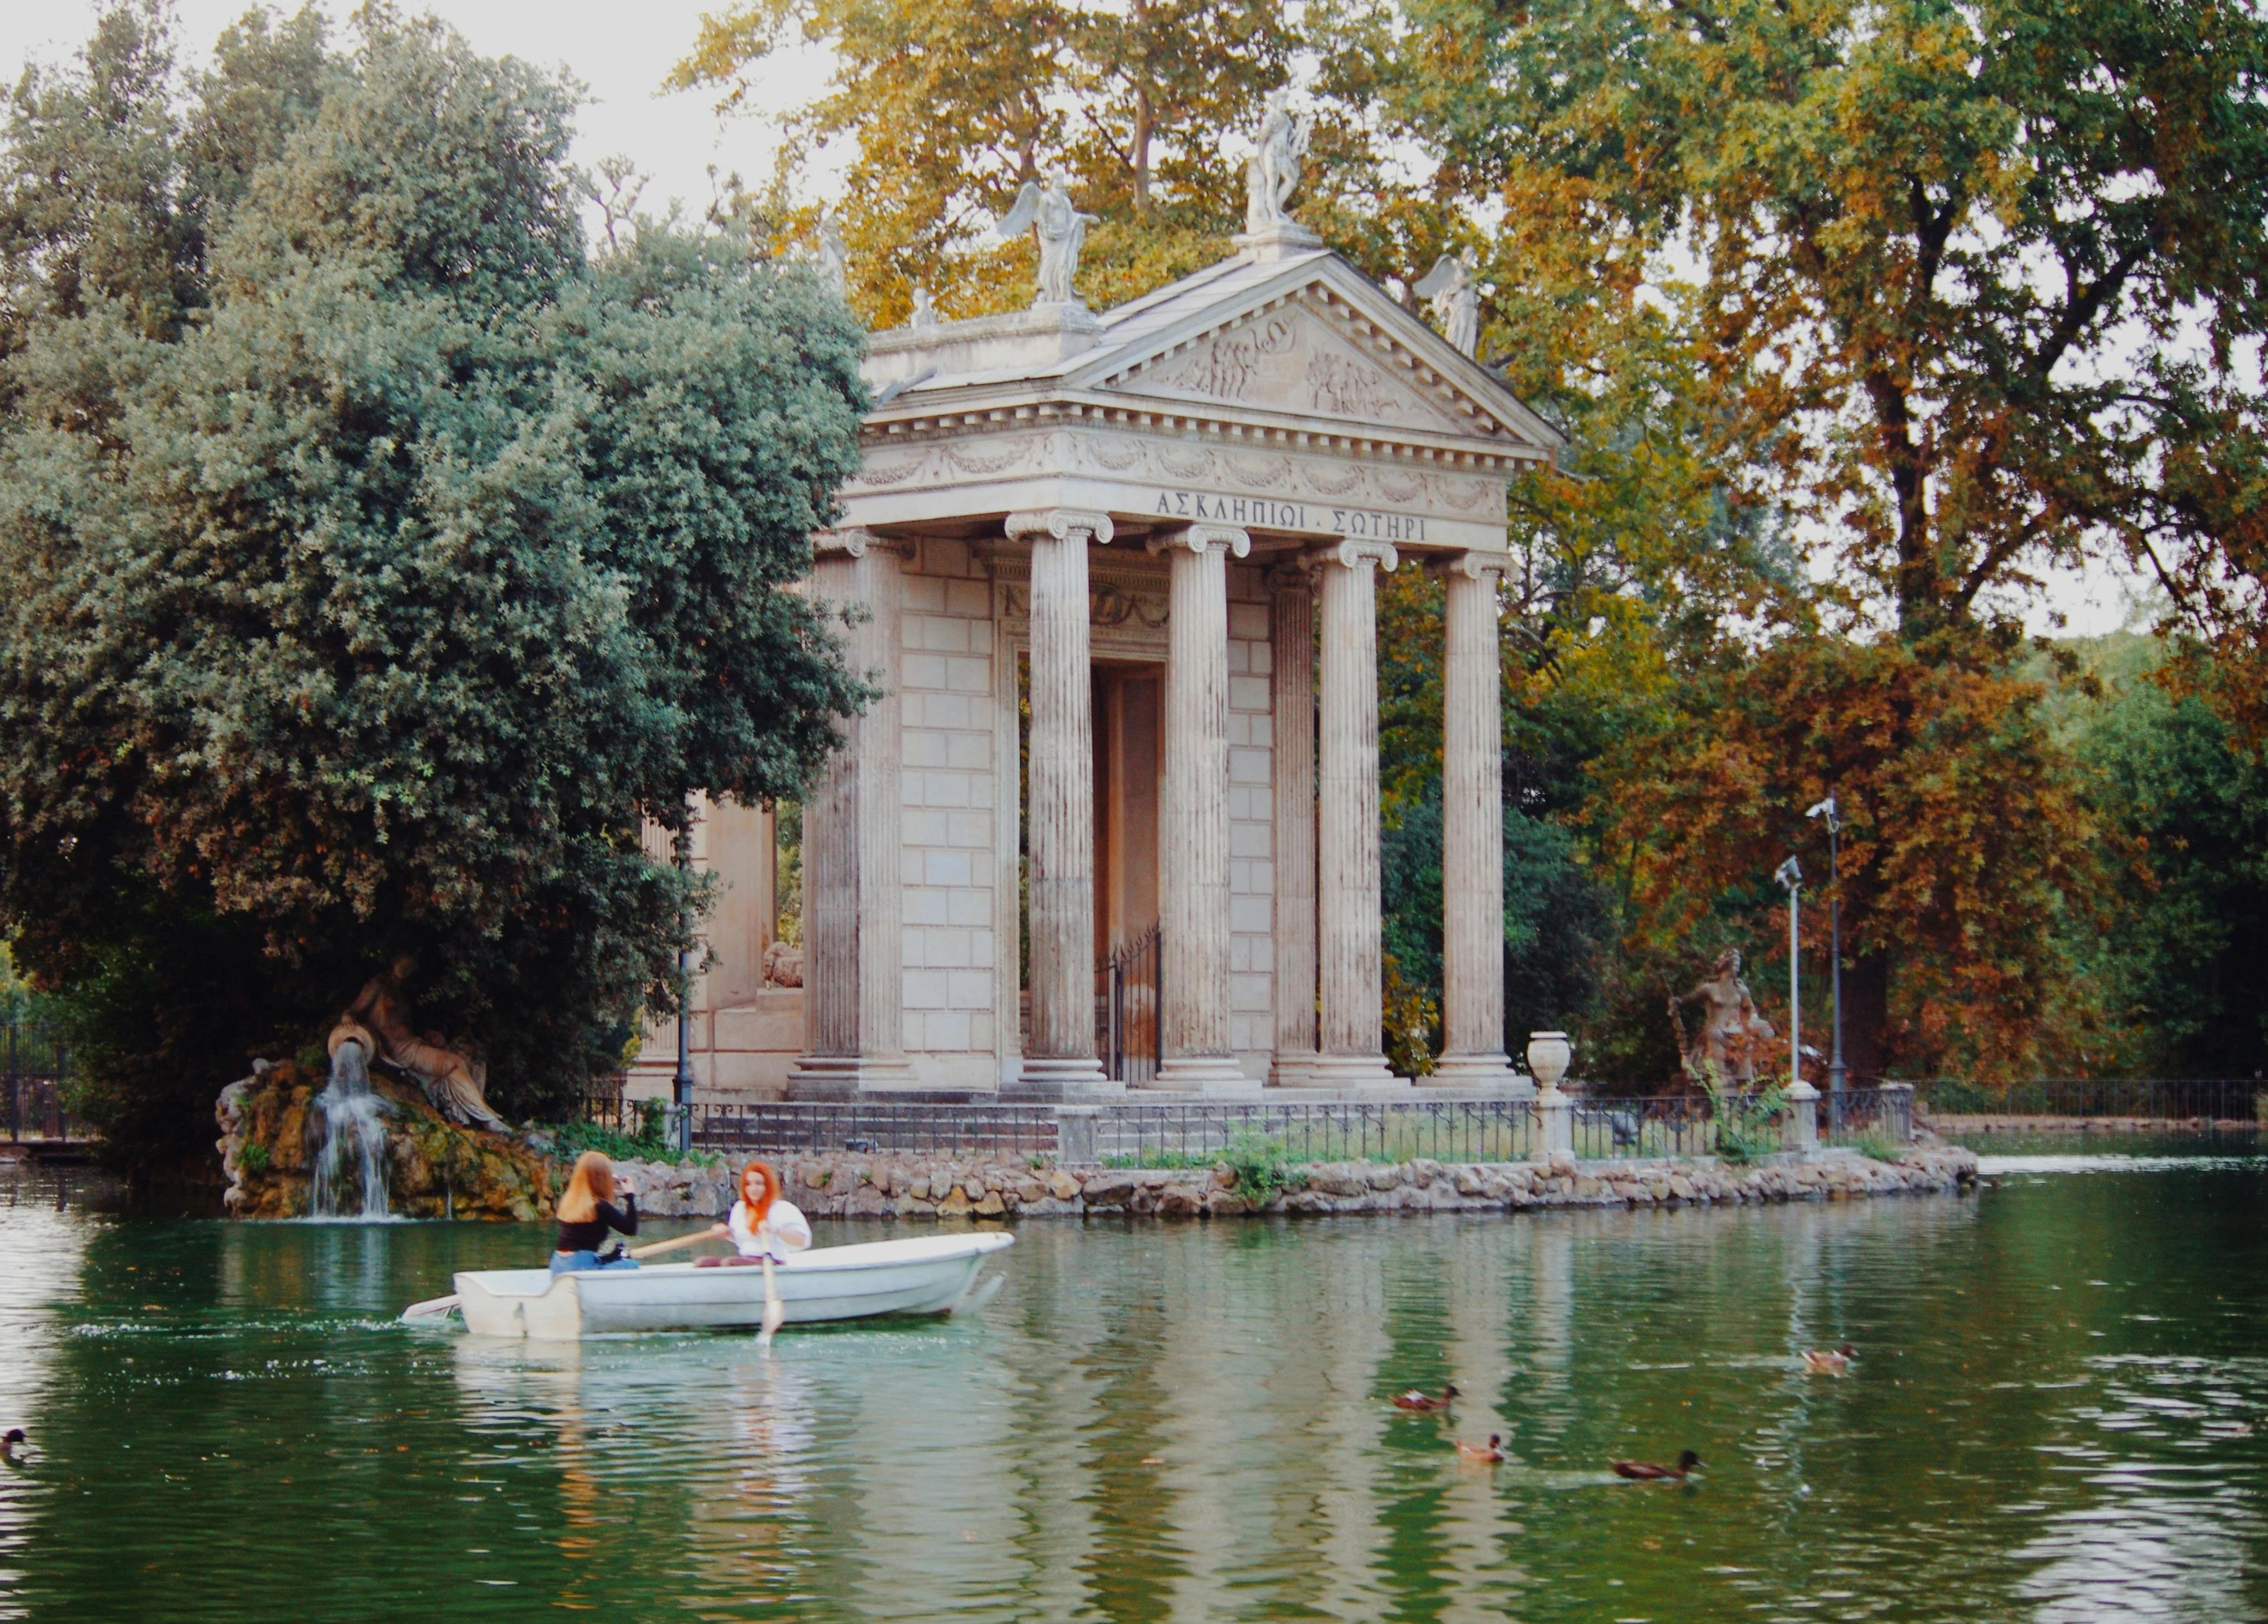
[616,1146,1978,1223]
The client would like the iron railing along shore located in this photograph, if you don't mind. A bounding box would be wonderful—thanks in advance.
[1914,1077,2262,1121]
[4,1018,79,1143]
[577,1085,1922,1165]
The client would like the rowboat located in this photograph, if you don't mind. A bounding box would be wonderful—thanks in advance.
[442,1233,1015,1340]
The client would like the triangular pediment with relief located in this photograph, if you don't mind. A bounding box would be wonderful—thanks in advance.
[1097,297,1476,437]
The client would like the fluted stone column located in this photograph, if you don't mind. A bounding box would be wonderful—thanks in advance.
[1429,553,1524,1094]
[1308,539,1405,1092]
[1148,522,1255,1093]
[1269,564,1320,1087]
[790,530,916,1096]
[1010,509,1116,1096]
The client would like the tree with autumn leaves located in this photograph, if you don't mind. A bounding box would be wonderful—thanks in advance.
[675,0,2267,1082]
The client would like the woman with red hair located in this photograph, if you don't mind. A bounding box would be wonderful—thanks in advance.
[694,1160,812,1268]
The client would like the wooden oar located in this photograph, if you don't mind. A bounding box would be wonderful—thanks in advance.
[627,1226,729,1261]
[759,1252,786,1347]
[400,1293,461,1321]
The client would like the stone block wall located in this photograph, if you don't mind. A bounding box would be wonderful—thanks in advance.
[1227,561,1276,1077]
[897,537,1002,1087]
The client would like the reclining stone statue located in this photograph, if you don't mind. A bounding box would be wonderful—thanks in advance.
[332,956,507,1131]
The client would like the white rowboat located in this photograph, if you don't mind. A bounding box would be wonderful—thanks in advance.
[449,1233,1015,1340]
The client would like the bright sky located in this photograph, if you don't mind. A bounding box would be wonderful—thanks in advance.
[1,0,840,221]
[3,1,2153,639]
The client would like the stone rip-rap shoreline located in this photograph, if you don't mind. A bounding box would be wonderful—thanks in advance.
[612,1144,1978,1222]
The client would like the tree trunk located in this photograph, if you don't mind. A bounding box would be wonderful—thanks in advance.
[1132,84,1151,213]
[1841,948,1892,1084]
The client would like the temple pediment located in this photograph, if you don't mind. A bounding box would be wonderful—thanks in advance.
[1095,298,1473,438]
[846,244,1567,553]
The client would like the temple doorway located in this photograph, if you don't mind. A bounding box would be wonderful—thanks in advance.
[1092,660,1162,1082]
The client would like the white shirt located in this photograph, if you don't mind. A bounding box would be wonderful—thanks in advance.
[728,1197,812,1261]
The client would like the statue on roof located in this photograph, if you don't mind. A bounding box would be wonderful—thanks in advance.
[1413,251,1480,357]
[1245,89,1314,233]
[815,207,848,300]
[908,283,937,328]
[994,173,1097,307]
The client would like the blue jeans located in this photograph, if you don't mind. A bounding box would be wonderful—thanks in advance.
[551,1250,640,1275]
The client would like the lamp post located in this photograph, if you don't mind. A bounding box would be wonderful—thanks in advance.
[1806,792,1846,1096]
[1775,854,1819,1153]
[1774,856,1802,1088]
[674,801,696,1157]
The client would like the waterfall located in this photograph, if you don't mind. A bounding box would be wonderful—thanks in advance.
[310,1037,392,1219]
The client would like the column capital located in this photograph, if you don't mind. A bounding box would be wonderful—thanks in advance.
[1266,560,1314,596]
[1433,550,1511,584]
[1309,537,1399,575]
[813,527,912,559]
[1146,522,1250,559]
[1007,508,1115,546]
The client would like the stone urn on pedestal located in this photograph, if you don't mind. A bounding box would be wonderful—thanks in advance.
[1528,1031,1575,1156]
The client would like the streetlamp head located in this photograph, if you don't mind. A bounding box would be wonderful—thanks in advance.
[1775,856,1802,891]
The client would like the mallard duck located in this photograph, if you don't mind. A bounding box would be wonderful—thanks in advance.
[1393,1384,1459,1413]
[1611,1449,1701,1482]
[1,1429,23,1466]
[1802,1343,1858,1374]
[1454,1433,1506,1464]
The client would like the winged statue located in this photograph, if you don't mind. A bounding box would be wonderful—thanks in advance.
[1413,251,1480,358]
[994,174,1098,307]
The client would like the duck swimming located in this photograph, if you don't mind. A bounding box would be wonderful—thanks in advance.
[1802,1343,1859,1374]
[1454,1434,1506,1464]
[2,1429,24,1467]
[1393,1384,1458,1413]
[1611,1449,1701,1482]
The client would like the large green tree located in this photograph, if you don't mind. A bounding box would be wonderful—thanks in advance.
[0,5,869,1166]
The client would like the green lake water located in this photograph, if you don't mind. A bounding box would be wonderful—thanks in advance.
[5,1147,2268,1622]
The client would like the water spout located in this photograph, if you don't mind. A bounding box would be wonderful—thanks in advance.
[310,1037,391,1219]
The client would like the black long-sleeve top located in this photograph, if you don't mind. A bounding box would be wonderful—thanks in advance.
[554,1195,637,1254]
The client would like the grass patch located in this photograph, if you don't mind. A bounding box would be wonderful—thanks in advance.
[1837,1130,1907,1162]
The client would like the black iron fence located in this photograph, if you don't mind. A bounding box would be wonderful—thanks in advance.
[1823,1085,1916,1144]
[1100,926,1162,1087]
[690,1102,1062,1160]
[5,1018,78,1143]
[1568,1095,1715,1160]
[1094,1099,1537,1166]
[1915,1078,2262,1120]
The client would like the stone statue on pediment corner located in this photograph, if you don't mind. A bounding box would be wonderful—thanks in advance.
[1245,89,1314,233]
[1413,251,1480,358]
[815,206,848,301]
[994,173,1098,308]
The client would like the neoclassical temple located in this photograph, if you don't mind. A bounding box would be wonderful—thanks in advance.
[635,211,1564,1103]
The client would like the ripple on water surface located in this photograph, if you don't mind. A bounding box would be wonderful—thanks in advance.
[4,1158,2268,1623]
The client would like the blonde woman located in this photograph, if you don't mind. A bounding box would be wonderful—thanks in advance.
[551,1151,641,1274]
[693,1161,812,1268]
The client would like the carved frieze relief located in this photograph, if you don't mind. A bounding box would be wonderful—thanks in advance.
[1001,581,1170,628]
[845,425,1508,525]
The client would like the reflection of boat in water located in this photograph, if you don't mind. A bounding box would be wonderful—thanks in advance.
[452,1233,1014,1340]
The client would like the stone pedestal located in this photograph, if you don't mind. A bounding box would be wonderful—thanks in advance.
[1535,1093,1574,1157]
[789,531,917,1096]
[1009,510,1117,1097]
[1268,564,1319,1087]
[1784,1080,1821,1155]
[1149,524,1258,1095]
[1309,539,1406,1092]
[1428,553,1522,1093]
